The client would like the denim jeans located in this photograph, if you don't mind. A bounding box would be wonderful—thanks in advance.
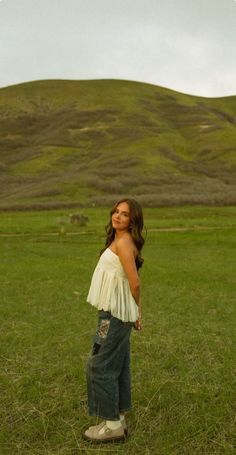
[86,310,133,421]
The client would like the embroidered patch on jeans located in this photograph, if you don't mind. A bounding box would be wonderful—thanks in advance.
[98,319,110,339]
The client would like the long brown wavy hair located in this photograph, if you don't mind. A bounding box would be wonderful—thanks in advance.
[100,198,145,270]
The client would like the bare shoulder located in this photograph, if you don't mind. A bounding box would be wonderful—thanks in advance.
[116,233,137,256]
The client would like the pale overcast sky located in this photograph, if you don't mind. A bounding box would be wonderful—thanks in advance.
[0,0,235,97]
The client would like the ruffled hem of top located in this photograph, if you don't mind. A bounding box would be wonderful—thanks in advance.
[87,267,138,323]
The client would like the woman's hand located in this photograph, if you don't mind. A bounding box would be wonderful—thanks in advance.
[134,303,142,331]
[134,317,142,331]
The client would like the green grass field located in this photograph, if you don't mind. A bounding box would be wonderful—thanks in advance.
[0,206,235,454]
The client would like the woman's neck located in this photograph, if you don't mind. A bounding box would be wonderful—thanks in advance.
[114,229,129,240]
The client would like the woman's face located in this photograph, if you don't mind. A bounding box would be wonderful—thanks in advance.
[111,202,131,232]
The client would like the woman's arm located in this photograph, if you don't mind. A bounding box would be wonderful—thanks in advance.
[116,237,142,330]
[116,237,140,302]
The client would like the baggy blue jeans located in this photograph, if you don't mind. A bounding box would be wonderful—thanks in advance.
[86,310,133,420]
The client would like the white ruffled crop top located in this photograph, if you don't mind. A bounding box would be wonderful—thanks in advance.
[87,248,139,322]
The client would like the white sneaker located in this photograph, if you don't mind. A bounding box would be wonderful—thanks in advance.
[84,422,125,442]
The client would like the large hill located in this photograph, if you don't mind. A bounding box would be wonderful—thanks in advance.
[0,79,235,209]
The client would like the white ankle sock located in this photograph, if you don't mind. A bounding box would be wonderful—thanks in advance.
[106,420,122,430]
[120,414,125,422]
[98,419,121,435]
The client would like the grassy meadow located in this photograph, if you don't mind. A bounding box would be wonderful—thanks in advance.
[0,206,236,454]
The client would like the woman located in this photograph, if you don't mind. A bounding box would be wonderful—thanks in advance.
[84,198,145,443]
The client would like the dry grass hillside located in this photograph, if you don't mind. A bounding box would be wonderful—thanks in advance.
[0,79,235,209]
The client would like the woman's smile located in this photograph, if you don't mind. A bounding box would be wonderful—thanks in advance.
[111,202,131,231]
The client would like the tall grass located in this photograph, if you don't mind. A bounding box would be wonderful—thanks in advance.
[0,207,235,454]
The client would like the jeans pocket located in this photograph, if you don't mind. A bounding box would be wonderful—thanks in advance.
[93,315,111,354]
[98,319,111,339]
